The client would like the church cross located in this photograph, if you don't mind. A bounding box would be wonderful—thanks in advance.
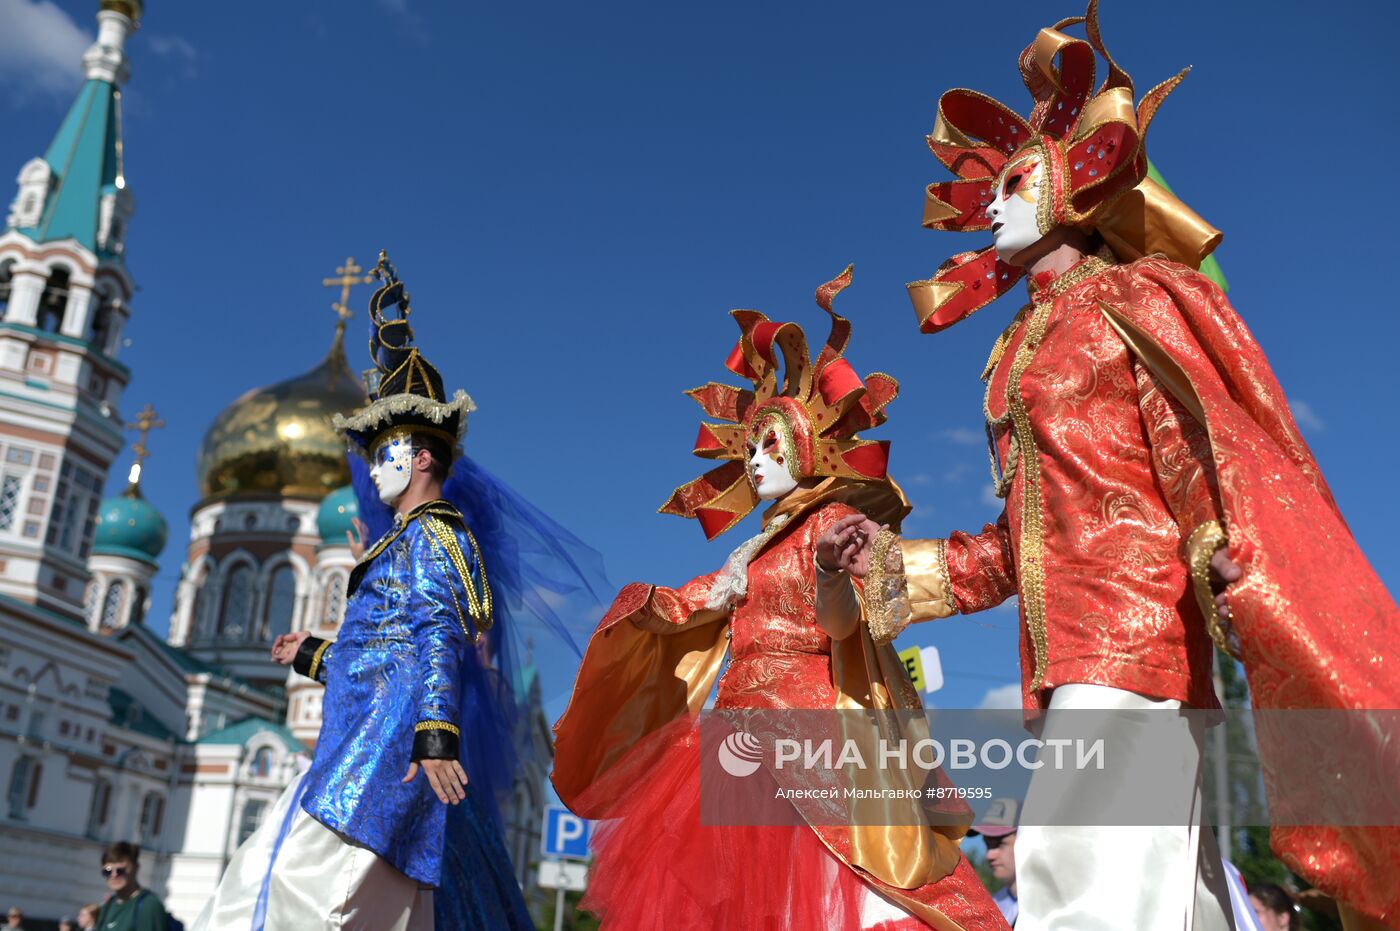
[124,403,165,489]
[323,256,374,331]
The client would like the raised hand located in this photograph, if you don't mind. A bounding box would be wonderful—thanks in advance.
[271,630,310,665]
[403,758,469,805]
[346,517,368,561]
[816,513,884,578]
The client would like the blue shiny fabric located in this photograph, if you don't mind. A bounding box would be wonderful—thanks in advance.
[339,455,608,926]
[349,454,609,814]
[299,508,479,887]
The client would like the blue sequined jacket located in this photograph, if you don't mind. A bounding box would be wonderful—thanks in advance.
[291,499,490,886]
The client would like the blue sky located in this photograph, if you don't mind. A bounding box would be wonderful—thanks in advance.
[3,0,1397,715]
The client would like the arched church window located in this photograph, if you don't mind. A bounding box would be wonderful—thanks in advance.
[321,574,346,627]
[218,564,254,639]
[84,579,100,627]
[6,756,41,820]
[237,799,266,847]
[191,572,215,641]
[261,565,296,641]
[248,746,274,778]
[87,288,115,348]
[86,778,111,838]
[0,260,14,317]
[128,584,148,627]
[37,266,70,333]
[99,581,124,630]
[138,791,164,841]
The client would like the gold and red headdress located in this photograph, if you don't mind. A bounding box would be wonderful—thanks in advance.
[908,0,1223,333]
[661,266,898,540]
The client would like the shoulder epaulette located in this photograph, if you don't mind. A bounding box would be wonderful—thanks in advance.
[420,511,494,641]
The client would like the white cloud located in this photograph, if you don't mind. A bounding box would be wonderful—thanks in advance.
[980,484,1002,507]
[938,426,984,446]
[977,683,1022,710]
[943,461,974,484]
[1289,398,1326,433]
[144,33,199,78]
[0,0,91,102]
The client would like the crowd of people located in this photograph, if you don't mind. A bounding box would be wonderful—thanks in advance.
[7,842,171,931]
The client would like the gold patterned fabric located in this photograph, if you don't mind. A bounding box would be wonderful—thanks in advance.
[1096,258,1400,923]
[911,256,1220,709]
[903,255,1400,922]
[552,484,1008,929]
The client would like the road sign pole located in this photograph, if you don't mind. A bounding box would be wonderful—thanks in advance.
[553,883,565,931]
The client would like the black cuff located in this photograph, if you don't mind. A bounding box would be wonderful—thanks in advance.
[412,723,461,761]
[292,636,329,680]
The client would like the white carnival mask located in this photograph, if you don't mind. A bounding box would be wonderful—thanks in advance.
[746,417,799,501]
[987,152,1046,265]
[370,433,415,505]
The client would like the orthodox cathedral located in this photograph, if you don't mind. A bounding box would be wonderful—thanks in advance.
[0,2,550,923]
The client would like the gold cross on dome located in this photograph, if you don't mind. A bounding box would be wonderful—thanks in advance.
[122,403,165,491]
[323,256,374,330]
[126,403,165,467]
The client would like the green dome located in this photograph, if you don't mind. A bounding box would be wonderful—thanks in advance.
[93,493,168,563]
[316,485,359,544]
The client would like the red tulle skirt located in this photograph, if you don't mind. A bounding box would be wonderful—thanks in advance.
[578,718,929,931]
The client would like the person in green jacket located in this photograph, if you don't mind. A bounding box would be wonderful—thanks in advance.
[94,842,168,931]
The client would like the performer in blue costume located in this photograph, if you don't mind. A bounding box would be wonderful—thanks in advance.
[194,252,606,930]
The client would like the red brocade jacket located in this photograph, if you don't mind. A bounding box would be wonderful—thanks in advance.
[900,255,1400,922]
[918,255,1224,710]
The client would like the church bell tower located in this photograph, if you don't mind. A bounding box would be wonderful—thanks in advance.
[0,1,144,620]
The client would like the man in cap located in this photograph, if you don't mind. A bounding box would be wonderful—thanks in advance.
[968,798,1019,926]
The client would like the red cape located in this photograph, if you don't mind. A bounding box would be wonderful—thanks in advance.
[1102,257,1400,923]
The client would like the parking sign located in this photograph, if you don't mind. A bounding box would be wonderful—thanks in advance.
[541,805,591,859]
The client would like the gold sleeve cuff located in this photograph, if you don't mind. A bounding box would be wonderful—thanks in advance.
[307,639,331,681]
[900,537,958,624]
[1187,520,1239,658]
[863,529,913,644]
[414,720,462,736]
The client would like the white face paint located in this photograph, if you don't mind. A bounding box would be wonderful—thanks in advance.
[746,418,799,501]
[986,152,1046,265]
[369,434,414,505]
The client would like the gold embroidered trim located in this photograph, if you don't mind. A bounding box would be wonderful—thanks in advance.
[307,638,330,681]
[414,720,461,736]
[983,257,1112,500]
[978,254,1112,688]
[422,515,494,640]
[333,390,475,463]
[863,529,912,643]
[1187,520,1238,658]
[934,537,956,616]
[1005,297,1055,691]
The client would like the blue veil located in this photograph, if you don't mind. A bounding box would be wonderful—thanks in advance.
[349,452,608,808]
[349,453,608,924]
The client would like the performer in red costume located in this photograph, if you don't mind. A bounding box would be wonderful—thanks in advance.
[823,3,1400,929]
[551,269,1009,931]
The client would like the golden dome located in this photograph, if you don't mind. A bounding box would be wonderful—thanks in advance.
[196,328,367,500]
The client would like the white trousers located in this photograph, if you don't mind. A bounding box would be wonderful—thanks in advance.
[192,773,433,931]
[1015,683,1235,931]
